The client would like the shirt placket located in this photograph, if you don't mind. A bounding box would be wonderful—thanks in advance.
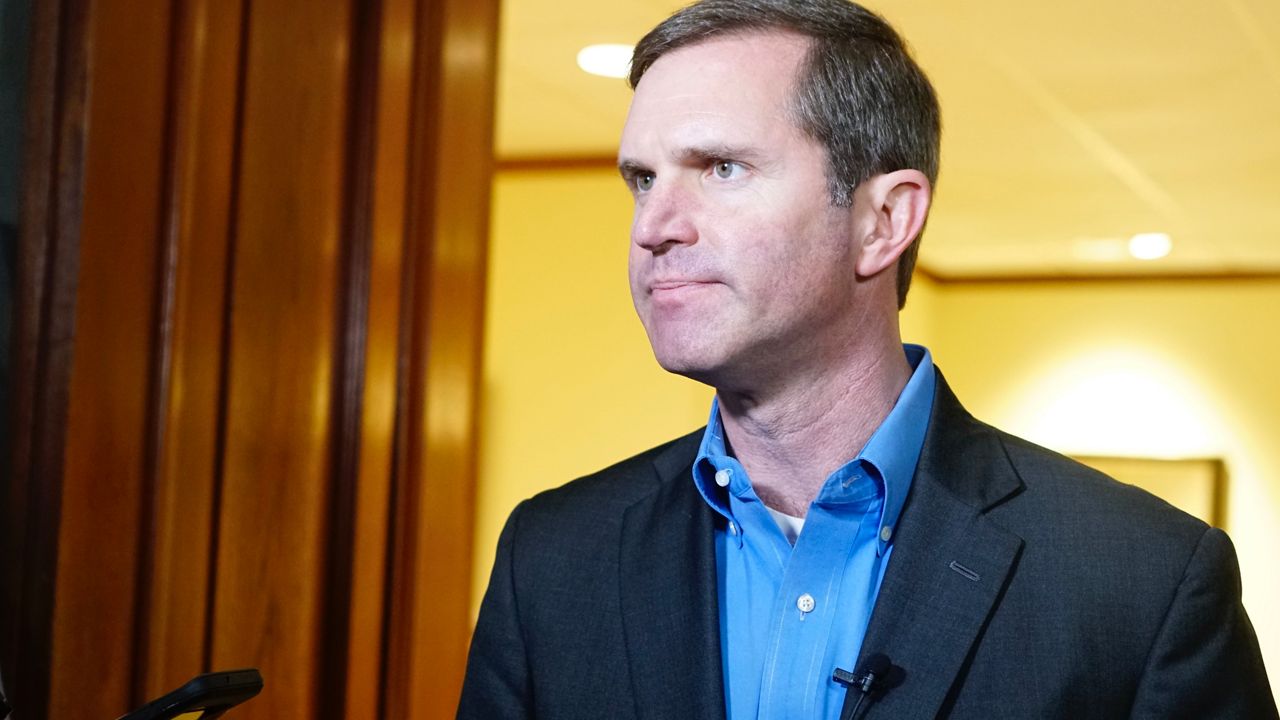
[756,494,877,719]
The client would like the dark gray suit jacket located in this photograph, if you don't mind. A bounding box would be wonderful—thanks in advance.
[459,372,1276,718]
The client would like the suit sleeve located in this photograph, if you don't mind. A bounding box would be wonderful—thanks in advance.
[458,502,533,719]
[1129,526,1277,719]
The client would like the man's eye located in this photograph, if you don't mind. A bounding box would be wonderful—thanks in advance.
[713,161,739,179]
[636,173,655,192]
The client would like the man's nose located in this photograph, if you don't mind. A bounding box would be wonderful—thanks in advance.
[631,181,698,253]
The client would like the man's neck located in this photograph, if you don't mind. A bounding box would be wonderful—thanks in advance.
[716,340,912,517]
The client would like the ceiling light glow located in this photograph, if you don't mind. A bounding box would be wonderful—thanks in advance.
[1003,348,1222,458]
[576,44,633,79]
[1128,232,1172,261]
[1071,237,1127,262]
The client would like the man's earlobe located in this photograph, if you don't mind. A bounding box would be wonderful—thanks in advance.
[854,169,931,278]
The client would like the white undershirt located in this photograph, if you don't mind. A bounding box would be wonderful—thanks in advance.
[765,505,806,546]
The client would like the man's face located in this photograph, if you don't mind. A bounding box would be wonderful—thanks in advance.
[620,32,864,391]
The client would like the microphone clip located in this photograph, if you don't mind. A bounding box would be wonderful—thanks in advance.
[833,652,890,695]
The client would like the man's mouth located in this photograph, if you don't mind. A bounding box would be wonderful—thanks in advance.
[650,278,717,292]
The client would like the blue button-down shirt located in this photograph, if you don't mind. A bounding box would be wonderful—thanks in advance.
[692,345,935,720]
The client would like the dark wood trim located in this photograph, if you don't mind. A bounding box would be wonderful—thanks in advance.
[377,356,410,720]
[374,4,426,710]
[379,0,444,712]
[318,0,384,716]
[1,0,55,691]
[1212,459,1229,532]
[916,267,1280,285]
[912,264,942,284]
[377,26,429,703]
[384,0,499,712]
[3,0,93,715]
[377,199,414,719]
[381,0,501,711]
[496,154,617,173]
[202,0,253,675]
[129,0,189,705]
[1075,456,1228,528]
[134,0,243,699]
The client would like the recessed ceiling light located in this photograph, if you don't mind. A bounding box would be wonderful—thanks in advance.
[577,44,633,79]
[1071,237,1127,262]
[1128,233,1172,261]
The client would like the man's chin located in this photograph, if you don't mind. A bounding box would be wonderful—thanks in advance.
[642,320,740,385]
[649,347,733,388]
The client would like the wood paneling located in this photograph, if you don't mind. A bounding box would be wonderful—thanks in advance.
[2,0,91,713]
[50,0,171,709]
[342,0,417,715]
[3,0,498,716]
[142,0,246,701]
[384,0,500,716]
[496,154,619,173]
[209,0,351,713]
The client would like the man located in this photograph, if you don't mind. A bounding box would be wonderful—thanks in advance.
[459,1,1276,718]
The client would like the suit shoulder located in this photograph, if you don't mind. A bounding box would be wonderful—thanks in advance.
[993,428,1209,544]
[520,428,703,521]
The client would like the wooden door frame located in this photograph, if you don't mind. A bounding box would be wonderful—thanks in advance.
[2,0,91,714]
[1,0,497,715]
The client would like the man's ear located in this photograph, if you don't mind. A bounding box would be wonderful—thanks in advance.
[852,169,932,278]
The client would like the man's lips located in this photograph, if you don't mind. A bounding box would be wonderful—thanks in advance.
[649,279,718,292]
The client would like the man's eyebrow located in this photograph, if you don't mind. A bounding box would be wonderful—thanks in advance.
[618,144,766,178]
[673,143,764,166]
[617,159,649,179]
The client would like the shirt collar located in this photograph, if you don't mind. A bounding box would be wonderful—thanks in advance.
[691,344,936,554]
[857,344,935,553]
[692,398,736,519]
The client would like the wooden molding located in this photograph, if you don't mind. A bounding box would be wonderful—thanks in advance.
[916,266,1280,285]
[381,0,499,716]
[2,0,92,715]
[318,0,385,716]
[5,0,498,715]
[496,154,617,173]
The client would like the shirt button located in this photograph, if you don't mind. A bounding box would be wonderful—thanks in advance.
[796,593,816,613]
[715,468,732,487]
[728,521,738,535]
[880,525,893,542]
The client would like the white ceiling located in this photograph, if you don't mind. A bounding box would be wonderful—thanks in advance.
[494,0,1280,278]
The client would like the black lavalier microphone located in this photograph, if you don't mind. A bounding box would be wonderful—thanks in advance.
[833,652,892,720]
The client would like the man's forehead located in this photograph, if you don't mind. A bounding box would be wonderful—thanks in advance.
[620,31,810,153]
[635,30,811,89]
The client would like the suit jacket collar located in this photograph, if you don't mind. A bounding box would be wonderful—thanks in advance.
[619,430,727,720]
[851,371,1026,717]
[617,369,1026,720]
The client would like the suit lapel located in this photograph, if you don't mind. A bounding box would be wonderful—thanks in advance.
[854,373,1026,718]
[612,374,1026,719]
[618,433,726,720]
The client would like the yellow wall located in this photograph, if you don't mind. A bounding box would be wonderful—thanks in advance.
[475,168,1278,691]
[474,168,711,611]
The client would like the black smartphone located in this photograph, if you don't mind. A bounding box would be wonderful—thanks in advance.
[118,669,263,720]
